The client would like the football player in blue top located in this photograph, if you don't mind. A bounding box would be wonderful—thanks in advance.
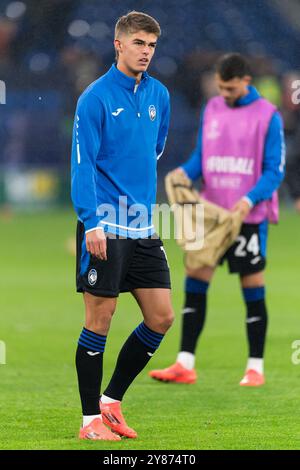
[71,11,174,441]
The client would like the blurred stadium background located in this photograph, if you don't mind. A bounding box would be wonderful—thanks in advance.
[1,0,300,450]
[0,0,300,208]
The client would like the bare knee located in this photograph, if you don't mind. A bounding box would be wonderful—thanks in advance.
[241,271,264,288]
[185,265,215,282]
[83,293,117,335]
[148,308,175,334]
[86,310,115,334]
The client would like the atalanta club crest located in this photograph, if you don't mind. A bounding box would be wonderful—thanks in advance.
[88,269,97,286]
[149,105,156,121]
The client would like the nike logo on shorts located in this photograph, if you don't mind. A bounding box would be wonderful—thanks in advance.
[87,351,100,356]
[251,256,261,265]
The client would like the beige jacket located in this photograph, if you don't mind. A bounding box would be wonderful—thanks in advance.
[165,171,242,269]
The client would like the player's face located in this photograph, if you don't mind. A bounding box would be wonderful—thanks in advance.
[115,31,158,79]
[216,74,251,107]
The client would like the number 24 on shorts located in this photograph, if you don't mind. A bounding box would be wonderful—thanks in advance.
[234,234,259,257]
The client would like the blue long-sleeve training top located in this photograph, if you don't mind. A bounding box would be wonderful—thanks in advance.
[182,86,285,207]
[71,64,170,238]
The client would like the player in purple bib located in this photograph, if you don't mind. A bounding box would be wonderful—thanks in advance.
[150,53,285,387]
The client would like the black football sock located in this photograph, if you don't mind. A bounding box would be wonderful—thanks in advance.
[180,277,209,354]
[76,327,107,416]
[243,287,268,358]
[103,322,164,401]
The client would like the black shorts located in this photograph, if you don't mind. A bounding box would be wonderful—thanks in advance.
[220,221,268,275]
[76,222,171,297]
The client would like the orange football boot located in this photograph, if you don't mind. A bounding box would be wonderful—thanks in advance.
[239,369,265,387]
[149,362,197,384]
[79,417,121,441]
[100,401,137,439]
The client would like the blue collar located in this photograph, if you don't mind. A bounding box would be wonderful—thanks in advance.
[108,64,149,91]
[235,85,260,106]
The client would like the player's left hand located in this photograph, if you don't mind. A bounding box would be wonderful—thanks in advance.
[231,198,251,221]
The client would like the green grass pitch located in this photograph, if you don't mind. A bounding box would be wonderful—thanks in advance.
[0,208,299,450]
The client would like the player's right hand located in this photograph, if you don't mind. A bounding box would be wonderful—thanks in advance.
[85,228,107,260]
